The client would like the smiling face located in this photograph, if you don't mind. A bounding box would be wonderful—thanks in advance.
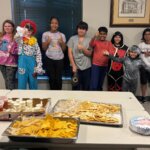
[50,18,59,32]
[114,35,121,45]
[3,22,14,34]
[77,28,87,37]
[144,31,150,43]
[129,50,138,59]
[99,31,107,41]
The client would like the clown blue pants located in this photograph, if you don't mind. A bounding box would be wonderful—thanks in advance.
[18,55,37,89]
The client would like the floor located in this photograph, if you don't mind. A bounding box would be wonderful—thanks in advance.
[137,96,150,113]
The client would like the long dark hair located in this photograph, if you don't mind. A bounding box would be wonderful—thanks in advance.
[111,31,123,47]
[2,20,16,36]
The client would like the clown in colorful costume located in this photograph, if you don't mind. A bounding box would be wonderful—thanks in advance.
[15,19,44,89]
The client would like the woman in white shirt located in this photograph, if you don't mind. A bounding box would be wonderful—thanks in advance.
[42,17,66,90]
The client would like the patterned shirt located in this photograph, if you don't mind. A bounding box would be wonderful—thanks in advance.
[16,36,44,74]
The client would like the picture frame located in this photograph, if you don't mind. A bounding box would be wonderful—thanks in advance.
[110,0,150,27]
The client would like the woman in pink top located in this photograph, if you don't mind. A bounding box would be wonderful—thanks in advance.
[0,20,18,89]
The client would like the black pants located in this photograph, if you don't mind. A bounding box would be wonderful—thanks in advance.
[0,65,17,89]
[45,57,64,90]
[122,79,137,95]
[107,67,124,91]
[72,67,91,91]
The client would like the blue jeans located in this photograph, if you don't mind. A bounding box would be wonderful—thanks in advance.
[90,64,108,91]
[18,55,37,89]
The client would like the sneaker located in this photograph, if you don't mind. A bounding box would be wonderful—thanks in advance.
[138,96,146,103]
[141,96,147,103]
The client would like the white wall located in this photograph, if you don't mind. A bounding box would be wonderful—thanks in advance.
[0,0,149,95]
[0,0,12,29]
[83,0,145,46]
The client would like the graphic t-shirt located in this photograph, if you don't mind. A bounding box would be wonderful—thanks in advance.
[138,42,150,69]
[0,35,18,66]
[42,31,66,60]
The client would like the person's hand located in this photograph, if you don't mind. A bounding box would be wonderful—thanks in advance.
[22,28,29,37]
[32,72,37,78]
[95,31,99,37]
[77,44,85,52]
[72,65,77,73]
[58,34,64,45]
[7,44,12,53]
[144,51,150,57]
[103,50,109,56]
[46,36,51,45]
[16,26,27,37]
[93,31,99,39]
[0,51,10,57]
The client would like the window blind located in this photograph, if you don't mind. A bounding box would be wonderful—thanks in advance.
[12,0,82,77]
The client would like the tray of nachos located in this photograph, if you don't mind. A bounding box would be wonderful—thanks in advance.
[51,99,123,127]
[2,115,79,143]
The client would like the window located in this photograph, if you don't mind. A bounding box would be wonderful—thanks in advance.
[12,0,82,77]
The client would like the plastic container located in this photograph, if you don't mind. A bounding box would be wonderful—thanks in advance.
[0,100,4,111]
[130,116,150,135]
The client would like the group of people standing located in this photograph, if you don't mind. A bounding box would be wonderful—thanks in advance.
[0,18,150,102]
[68,21,150,102]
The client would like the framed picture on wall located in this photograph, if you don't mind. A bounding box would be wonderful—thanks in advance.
[110,0,150,27]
